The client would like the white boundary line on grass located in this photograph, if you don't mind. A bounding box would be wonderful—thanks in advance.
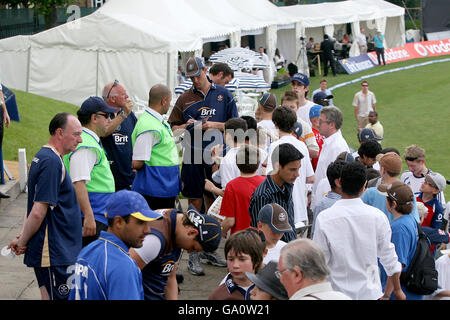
[328,57,450,91]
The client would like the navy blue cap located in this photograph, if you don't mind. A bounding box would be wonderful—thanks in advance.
[105,190,162,222]
[313,91,333,104]
[291,73,310,86]
[293,121,303,139]
[79,96,117,115]
[359,128,383,142]
[186,205,222,252]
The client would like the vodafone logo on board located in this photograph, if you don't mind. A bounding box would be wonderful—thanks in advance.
[367,38,450,65]
[413,39,450,57]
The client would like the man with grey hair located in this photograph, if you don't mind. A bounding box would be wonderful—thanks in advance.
[311,106,349,208]
[100,80,137,191]
[277,238,351,300]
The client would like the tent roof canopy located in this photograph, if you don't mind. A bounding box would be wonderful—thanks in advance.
[97,0,240,42]
[0,0,405,53]
[29,11,202,52]
[280,0,404,28]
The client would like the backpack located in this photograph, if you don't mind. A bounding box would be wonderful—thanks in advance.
[400,222,438,295]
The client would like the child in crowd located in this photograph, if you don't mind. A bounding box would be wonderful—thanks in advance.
[256,203,291,264]
[208,229,265,300]
[308,104,324,171]
[220,145,266,236]
[379,181,422,300]
[417,172,447,229]
[416,172,447,254]
[256,92,278,152]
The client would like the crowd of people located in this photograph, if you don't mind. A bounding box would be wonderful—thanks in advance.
[5,55,449,301]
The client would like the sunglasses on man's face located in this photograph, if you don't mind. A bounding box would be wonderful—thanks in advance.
[106,80,119,99]
[96,112,111,119]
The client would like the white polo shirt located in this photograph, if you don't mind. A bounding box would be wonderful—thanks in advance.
[313,197,402,300]
[357,33,367,46]
[69,127,99,183]
[132,107,162,161]
[352,90,376,118]
[312,130,349,195]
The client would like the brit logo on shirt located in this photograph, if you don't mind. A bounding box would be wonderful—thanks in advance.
[198,106,216,117]
[113,133,128,145]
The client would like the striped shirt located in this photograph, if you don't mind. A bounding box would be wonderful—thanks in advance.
[249,175,297,242]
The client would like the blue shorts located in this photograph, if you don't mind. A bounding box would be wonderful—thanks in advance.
[180,163,213,199]
[34,265,73,300]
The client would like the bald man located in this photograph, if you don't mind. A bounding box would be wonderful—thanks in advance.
[131,84,180,210]
[101,81,137,191]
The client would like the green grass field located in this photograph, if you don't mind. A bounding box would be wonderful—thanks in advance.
[271,55,450,201]
[3,91,79,164]
[3,55,450,200]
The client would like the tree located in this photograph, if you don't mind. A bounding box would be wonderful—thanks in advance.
[0,0,30,7]
[30,0,74,30]
[385,0,421,8]
[0,0,74,30]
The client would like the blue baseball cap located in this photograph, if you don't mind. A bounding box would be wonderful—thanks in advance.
[359,128,383,142]
[309,104,323,119]
[79,96,117,115]
[186,205,222,252]
[291,73,310,86]
[105,190,162,222]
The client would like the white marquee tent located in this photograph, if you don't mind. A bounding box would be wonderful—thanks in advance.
[0,8,204,106]
[0,0,405,107]
[278,0,405,65]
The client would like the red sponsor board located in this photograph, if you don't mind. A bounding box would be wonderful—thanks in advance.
[367,38,450,65]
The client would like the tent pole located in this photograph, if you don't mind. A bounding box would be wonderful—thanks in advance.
[96,49,99,96]
[26,47,31,93]
[166,52,171,88]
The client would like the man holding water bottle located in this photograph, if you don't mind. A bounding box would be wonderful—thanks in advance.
[8,113,83,300]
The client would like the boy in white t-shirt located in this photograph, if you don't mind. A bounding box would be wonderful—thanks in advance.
[256,92,278,150]
[290,73,315,127]
[257,203,291,264]
[267,106,315,225]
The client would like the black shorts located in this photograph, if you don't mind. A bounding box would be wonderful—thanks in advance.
[34,266,72,300]
[180,163,213,199]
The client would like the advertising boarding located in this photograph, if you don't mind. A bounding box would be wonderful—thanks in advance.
[339,39,450,74]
